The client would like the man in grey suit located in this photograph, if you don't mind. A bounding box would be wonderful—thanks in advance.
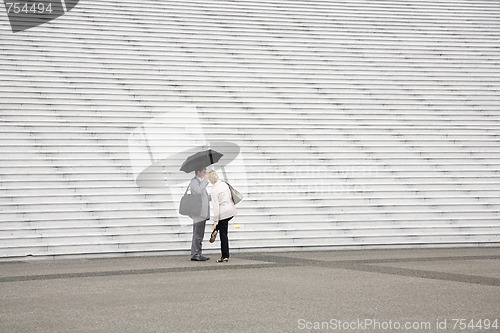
[189,167,211,261]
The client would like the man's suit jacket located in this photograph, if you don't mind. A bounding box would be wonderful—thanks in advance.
[189,177,210,222]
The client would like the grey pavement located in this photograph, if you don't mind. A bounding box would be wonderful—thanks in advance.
[0,247,499,332]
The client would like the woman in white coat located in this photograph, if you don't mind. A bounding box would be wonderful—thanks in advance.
[208,170,237,262]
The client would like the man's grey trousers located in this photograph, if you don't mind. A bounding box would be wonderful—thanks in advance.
[191,219,207,259]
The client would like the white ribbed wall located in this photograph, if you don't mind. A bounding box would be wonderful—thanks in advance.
[1,0,500,260]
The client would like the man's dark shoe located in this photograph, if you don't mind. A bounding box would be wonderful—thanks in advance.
[191,256,210,261]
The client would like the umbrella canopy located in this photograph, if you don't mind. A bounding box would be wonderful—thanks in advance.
[180,149,224,173]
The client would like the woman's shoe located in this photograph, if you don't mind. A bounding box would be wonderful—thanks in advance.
[209,230,218,243]
[216,258,229,263]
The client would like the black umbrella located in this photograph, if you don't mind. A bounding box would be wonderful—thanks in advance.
[180,149,224,173]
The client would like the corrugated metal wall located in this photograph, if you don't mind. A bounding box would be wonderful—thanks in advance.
[1,0,500,260]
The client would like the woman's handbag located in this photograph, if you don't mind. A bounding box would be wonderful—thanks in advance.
[224,181,243,204]
[179,183,202,216]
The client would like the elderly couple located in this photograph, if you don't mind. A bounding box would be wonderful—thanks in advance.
[189,167,236,262]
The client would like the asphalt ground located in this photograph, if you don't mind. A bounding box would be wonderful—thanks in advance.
[0,247,499,332]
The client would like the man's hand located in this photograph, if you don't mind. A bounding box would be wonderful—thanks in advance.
[212,224,217,231]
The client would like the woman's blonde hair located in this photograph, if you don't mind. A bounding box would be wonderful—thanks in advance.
[208,170,219,184]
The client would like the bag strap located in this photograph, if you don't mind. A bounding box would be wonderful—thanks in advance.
[184,177,203,195]
[184,177,196,195]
